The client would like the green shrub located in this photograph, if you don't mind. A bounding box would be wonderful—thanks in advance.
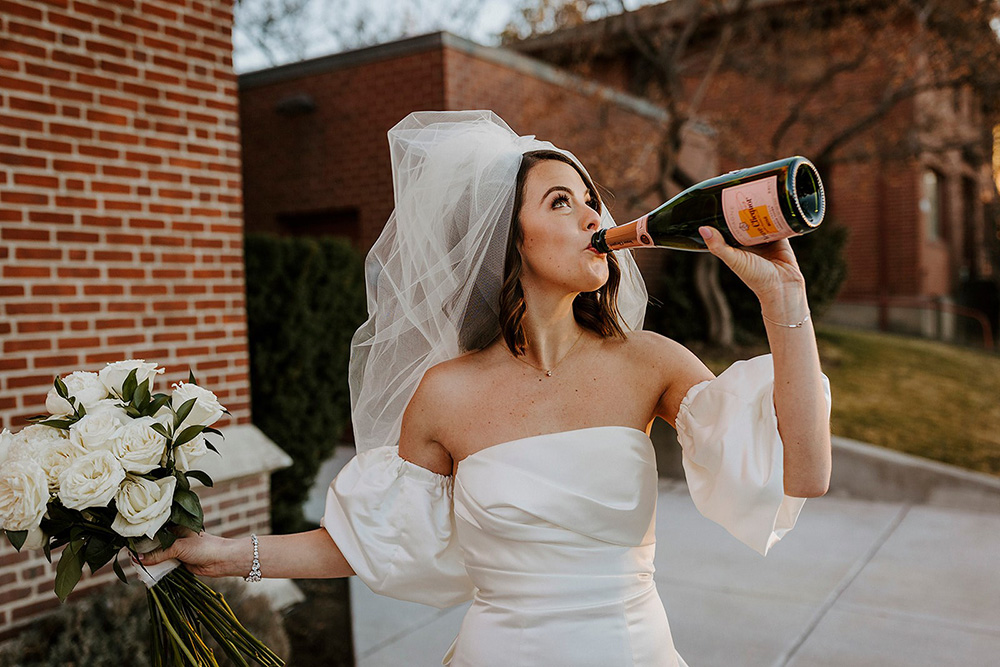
[0,579,290,667]
[646,219,849,344]
[244,234,367,533]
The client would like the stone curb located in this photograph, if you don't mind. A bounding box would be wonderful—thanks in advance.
[828,435,1000,512]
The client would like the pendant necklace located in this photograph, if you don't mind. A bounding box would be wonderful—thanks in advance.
[509,331,585,377]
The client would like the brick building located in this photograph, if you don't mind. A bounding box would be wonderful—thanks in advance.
[511,0,1000,343]
[238,31,716,280]
[0,0,287,637]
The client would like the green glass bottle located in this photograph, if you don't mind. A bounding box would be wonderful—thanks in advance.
[589,156,825,253]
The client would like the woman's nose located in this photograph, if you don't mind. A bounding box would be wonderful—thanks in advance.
[583,207,600,231]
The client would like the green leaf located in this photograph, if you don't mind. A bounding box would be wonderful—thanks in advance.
[202,426,224,439]
[184,470,214,488]
[37,418,75,429]
[174,470,190,492]
[122,368,139,403]
[149,394,171,416]
[171,508,202,533]
[54,540,84,602]
[43,538,52,563]
[174,397,196,430]
[188,370,198,386]
[113,555,128,584]
[205,441,219,454]
[24,414,50,422]
[156,527,177,550]
[54,375,70,400]
[133,379,150,412]
[5,530,28,551]
[172,424,205,448]
[149,422,171,440]
[173,489,202,518]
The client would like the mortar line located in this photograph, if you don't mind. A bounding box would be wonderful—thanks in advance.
[772,502,912,667]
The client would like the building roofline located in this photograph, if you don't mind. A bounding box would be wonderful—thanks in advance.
[237,31,670,124]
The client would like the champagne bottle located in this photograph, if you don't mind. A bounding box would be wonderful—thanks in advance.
[589,156,825,253]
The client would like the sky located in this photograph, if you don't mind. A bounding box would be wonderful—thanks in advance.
[231,0,656,74]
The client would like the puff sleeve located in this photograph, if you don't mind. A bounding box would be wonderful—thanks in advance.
[675,354,832,556]
[321,445,476,608]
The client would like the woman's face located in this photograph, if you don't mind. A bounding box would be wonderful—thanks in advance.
[516,159,609,294]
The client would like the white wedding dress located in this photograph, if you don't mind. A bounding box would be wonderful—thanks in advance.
[323,355,832,666]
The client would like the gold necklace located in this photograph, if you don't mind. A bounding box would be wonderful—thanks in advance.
[509,331,585,377]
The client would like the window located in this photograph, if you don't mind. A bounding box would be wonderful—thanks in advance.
[276,207,360,245]
[921,169,942,242]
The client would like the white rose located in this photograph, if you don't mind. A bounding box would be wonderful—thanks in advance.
[58,450,125,510]
[0,428,16,465]
[170,382,225,430]
[173,433,209,473]
[111,417,168,474]
[111,474,176,539]
[45,370,108,416]
[69,411,128,453]
[0,459,49,532]
[86,398,131,421]
[98,360,164,399]
[6,424,67,463]
[36,438,87,492]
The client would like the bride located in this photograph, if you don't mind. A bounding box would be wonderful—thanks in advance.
[141,110,832,666]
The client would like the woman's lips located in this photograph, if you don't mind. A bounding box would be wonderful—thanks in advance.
[586,247,605,256]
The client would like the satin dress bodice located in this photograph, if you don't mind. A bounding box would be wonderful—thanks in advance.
[442,426,684,666]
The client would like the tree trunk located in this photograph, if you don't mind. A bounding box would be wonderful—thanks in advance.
[694,253,733,346]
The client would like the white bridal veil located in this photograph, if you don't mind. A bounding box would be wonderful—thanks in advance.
[349,110,649,454]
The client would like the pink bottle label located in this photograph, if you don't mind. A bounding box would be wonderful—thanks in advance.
[721,175,794,245]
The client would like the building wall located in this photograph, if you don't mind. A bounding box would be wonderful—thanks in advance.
[514,13,998,325]
[239,48,446,251]
[1,0,250,429]
[239,34,716,289]
[0,0,262,635]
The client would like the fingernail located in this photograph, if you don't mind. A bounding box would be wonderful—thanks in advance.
[699,227,713,240]
[137,553,145,561]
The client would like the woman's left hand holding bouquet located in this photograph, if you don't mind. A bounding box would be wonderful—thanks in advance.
[138,526,246,579]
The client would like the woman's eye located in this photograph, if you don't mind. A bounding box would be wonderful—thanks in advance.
[552,194,570,209]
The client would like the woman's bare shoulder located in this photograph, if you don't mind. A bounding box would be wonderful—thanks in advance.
[621,329,714,424]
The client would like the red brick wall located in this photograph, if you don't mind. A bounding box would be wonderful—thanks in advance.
[0,0,249,430]
[240,36,715,283]
[0,0,255,636]
[517,19,997,306]
[239,49,446,251]
[0,472,272,638]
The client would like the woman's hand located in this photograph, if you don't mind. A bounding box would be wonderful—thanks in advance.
[698,226,805,299]
[138,527,246,579]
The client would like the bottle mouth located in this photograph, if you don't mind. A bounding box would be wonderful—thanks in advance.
[792,160,825,228]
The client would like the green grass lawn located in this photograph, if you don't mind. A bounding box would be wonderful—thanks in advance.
[695,324,1000,476]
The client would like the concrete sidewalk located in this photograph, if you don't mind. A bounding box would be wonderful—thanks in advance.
[305,448,1000,666]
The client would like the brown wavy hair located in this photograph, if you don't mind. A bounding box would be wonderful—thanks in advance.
[500,150,628,356]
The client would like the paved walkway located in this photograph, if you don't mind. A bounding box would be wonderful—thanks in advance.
[305,450,1000,666]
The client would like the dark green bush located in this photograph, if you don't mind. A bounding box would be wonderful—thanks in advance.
[244,234,367,533]
[0,579,290,667]
[646,219,849,344]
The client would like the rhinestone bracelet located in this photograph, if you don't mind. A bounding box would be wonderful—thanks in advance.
[245,533,262,583]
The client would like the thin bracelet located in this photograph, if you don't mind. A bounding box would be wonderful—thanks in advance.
[761,309,811,328]
[245,534,262,583]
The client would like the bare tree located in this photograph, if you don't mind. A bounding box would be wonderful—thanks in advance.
[234,0,491,69]
[507,0,1000,346]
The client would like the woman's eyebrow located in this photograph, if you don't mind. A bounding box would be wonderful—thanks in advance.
[539,185,592,204]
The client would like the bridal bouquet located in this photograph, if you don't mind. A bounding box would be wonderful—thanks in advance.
[0,359,283,666]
